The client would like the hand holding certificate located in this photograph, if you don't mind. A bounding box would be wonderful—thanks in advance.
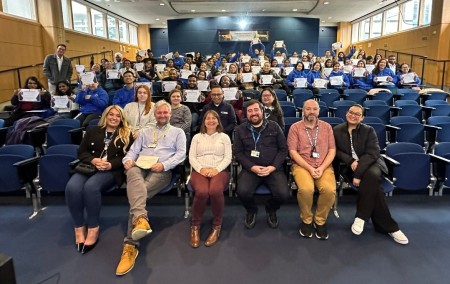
[19,89,41,102]
[294,77,307,88]
[314,79,328,89]
[162,81,177,92]
[183,90,201,102]
[106,70,120,79]
[52,95,70,108]
[222,87,239,100]
[329,76,344,86]
[353,68,366,78]
[135,156,159,169]
[260,75,273,85]
[241,72,254,83]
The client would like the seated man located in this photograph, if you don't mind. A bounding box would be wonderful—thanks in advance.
[199,85,237,137]
[287,99,336,240]
[113,71,136,108]
[333,104,408,245]
[115,100,186,276]
[233,100,289,229]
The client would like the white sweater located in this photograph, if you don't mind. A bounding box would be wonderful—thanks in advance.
[124,102,156,132]
[189,132,232,173]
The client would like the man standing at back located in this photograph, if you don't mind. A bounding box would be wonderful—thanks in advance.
[287,99,336,240]
[43,44,73,94]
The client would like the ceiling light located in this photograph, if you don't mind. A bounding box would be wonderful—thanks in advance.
[321,20,325,22]
[156,18,160,21]
[221,9,226,12]
[262,9,266,12]
[328,16,332,19]
[292,8,298,12]
[191,9,195,12]
[324,1,329,4]
[239,19,248,29]
[159,3,165,6]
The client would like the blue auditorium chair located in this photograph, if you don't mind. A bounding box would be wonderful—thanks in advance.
[317,89,341,108]
[430,142,450,196]
[343,89,367,105]
[292,89,314,109]
[396,89,420,103]
[274,89,288,101]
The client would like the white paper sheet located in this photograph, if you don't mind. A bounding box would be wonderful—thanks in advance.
[52,95,69,108]
[241,72,254,83]
[294,77,308,88]
[183,90,201,102]
[18,89,41,102]
[222,87,239,100]
[162,81,177,92]
[106,70,120,79]
[329,76,344,86]
[197,80,210,92]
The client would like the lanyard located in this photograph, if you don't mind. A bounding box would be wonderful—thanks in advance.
[101,129,115,159]
[250,124,266,150]
[137,103,145,128]
[152,124,170,144]
[305,125,319,151]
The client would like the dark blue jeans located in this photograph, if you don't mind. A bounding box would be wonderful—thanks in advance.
[65,171,116,228]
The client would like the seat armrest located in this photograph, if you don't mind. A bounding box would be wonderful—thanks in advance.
[381,154,400,166]
[429,154,450,164]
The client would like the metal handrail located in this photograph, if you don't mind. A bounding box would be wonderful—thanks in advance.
[377,48,449,90]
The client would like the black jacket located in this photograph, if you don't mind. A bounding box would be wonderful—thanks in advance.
[333,122,387,179]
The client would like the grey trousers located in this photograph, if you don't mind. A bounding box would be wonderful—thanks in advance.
[123,166,172,246]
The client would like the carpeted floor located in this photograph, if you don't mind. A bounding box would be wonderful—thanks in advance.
[1,194,450,284]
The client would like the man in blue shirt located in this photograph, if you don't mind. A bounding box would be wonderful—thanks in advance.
[116,100,186,276]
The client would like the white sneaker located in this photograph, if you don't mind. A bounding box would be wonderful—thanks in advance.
[351,217,365,235]
[389,230,409,245]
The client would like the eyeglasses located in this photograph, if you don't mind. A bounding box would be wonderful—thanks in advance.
[211,93,222,97]
[348,110,362,117]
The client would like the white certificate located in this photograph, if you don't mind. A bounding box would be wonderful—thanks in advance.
[251,66,261,74]
[52,95,69,108]
[260,75,273,85]
[106,69,120,79]
[274,56,284,63]
[190,64,197,71]
[80,72,96,85]
[134,82,152,92]
[226,73,237,81]
[375,76,388,83]
[183,90,201,103]
[314,79,328,89]
[155,64,166,72]
[283,67,294,76]
[270,67,281,75]
[197,80,210,92]
[222,87,239,101]
[366,64,375,73]
[75,64,85,73]
[343,65,353,74]
[138,50,147,57]
[332,42,342,50]
[180,69,193,79]
[289,57,299,65]
[165,52,173,60]
[402,73,416,84]
[241,56,251,63]
[353,68,366,78]
[19,89,40,102]
[294,78,308,88]
[241,73,254,83]
[134,63,144,72]
[259,59,267,67]
[329,76,344,86]
[162,81,177,92]
[303,62,310,69]
[323,68,333,77]
[214,74,225,84]
[136,155,159,169]
[275,40,284,48]
[351,59,359,66]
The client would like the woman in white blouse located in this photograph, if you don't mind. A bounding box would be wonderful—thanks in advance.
[188,110,232,248]
[123,85,156,139]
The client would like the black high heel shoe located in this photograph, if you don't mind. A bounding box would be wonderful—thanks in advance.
[76,243,84,252]
[81,238,98,254]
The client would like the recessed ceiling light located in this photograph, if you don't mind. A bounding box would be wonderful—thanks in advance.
[292,8,298,12]
[191,9,195,12]
[159,3,165,6]
[156,18,160,21]
[328,16,332,19]
[262,9,266,12]
[221,9,226,12]
[324,1,329,4]
[322,20,325,22]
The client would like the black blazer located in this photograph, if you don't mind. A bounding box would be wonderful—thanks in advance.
[78,126,133,185]
[333,122,388,179]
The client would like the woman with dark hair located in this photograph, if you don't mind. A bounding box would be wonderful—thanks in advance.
[123,84,156,139]
[49,81,77,120]
[66,105,133,254]
[307,61,327,93]
[219,75,244,121]
[286,62,309,90]
[5,76,52,127]
[194,51,204,68]
[371,58,397,89]
[258,88,285,130]
[138,59,157,82]
[374,53,383,64]
[351,60,373,91]
[75,81,109,128]
[396,63,421,89]
[189,110,232,248]
[237,62,257,90]
[327,61,350,93]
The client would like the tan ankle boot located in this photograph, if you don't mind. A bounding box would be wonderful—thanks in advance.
[205,225,221,247]
[190,226,200,248]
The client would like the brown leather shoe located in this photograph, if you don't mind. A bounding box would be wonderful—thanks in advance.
[205,225,221,247]
[190,226,200,248]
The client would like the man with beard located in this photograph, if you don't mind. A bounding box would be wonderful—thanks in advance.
[233,100,289,229]
[287,99,336,240]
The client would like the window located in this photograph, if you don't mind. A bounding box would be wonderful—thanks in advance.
[91,9,105,37]
[118,21,128,42]
[2,0,36,20]
[72,1,89,33]
[129,25,138,45]
[371,14,383,38]
[421,0,432,25]
[384,7,399,35]
[400,0,419,30]
[352,23,359,43]
[61,0,71,29]
[359,19,370,41]
[107,16,118,40]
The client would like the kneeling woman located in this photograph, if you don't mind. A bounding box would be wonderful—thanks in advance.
[66,105,133,254]
[189,110,232,248]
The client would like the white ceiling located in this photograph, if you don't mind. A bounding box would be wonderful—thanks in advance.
[86,0,396,28]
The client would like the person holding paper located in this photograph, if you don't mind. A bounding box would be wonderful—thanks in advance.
[258,88,285,130]
[371,59,397,89]
[249,40,266,59]
[199,86,237,137]
[327,62,350,93]
[333,104,409,245]
[102,61,122,102]
[5,76,52,127]
[161,68,183,92]
[336,47,356,62]
[396,63,421,89]
[75,82,109,127]
[172,51,185,70]
[182,74,205,131]
[286,62,309,91]
[287,99,336,240]
[281,59,293,78]
[270,43,287,60]
[194,51,204,68]
[123,84,156,139]
[115,100,186,276]
[66,105,133,254]
[218,75,244,122]
[233,99,289,229]
[307,62,327,93]
[351,60,373,91]
[48,81,76,121]
[43,44,73,95]
[138,59,157,82]
[189,110,232,248]
[257,62,284,91]
[113,71,136,109]
[238,62,257,90]
[119,60,139,79]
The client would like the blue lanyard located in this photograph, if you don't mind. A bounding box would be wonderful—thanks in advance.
[250,124,266,150]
